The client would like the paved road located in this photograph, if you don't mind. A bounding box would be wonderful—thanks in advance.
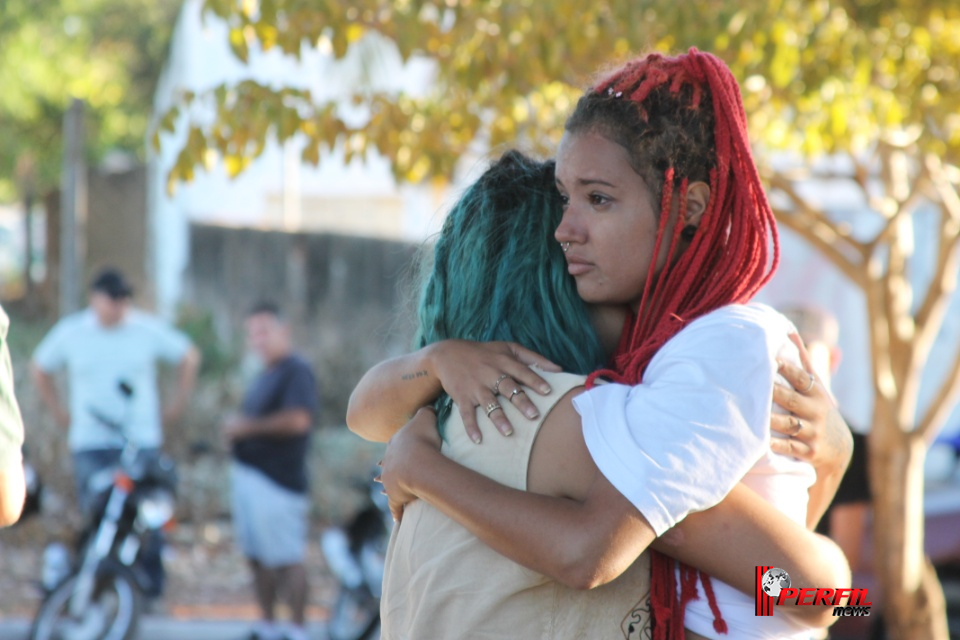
[0,617,330,640]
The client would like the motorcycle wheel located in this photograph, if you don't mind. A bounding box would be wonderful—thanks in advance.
[327,587,380,640]
[29,561,141,640]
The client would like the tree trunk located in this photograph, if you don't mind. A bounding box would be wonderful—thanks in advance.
[41,188,61,319]
[869,415,948,640]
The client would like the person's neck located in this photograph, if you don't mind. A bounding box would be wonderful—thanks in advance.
[589,304,629,360]
[264,348,292,367]
[97,315,126,328]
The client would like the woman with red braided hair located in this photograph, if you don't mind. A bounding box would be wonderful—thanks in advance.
[351,49,852,639]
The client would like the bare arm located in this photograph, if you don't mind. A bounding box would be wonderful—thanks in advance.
[383,400,848,628]
[163,346,201,426]
[346,347,444,443]
[0,462,25,526]
[2,329,26,526]
[380,407,656,590]
[347,340,560,444]
[655,484,850,628]
[30,363,70,429]
[804,409,852,529]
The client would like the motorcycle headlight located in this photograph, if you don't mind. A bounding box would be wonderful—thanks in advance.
[137,489,175,529]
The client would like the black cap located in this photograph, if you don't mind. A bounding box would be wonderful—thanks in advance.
[90,268,133,300]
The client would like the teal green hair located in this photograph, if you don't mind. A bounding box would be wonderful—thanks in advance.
[416,150,606,434]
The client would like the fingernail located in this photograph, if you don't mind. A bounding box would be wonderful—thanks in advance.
[471,433,482,444]
[776,359,784,371]
[524,407,539,419]
[502,426,514,436]
[540,385,551,394]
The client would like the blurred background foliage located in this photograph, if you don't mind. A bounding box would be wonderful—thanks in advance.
[0,0,182,202]
[162,0,960,187]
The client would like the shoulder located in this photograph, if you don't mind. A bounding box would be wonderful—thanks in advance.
[533,368,588,391]
[683,302,792,335]
[126,309,175,332]
[126,310,190,344]
[284,355,316,378]
[45,310,92,338]
[639,303,791,397]
[60,310,93,329]
[660,303,793,361]
[279,355,319,392]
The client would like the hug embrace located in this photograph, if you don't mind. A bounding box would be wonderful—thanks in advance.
[348,48,853,640]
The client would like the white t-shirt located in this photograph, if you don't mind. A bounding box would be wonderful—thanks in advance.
[574,303,817,640]
[33,308,192,451]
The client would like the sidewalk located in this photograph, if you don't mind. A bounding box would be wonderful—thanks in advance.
[0,616,330,640]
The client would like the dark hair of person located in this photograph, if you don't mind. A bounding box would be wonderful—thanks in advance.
[248,301,283,320]
[416,150,606,433]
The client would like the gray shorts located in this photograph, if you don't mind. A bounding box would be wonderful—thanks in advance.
[230,462,310,568]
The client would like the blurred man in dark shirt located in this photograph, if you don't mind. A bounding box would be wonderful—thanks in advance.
[222,302,319,640]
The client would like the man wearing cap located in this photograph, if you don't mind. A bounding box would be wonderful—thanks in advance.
[30,267,201,597]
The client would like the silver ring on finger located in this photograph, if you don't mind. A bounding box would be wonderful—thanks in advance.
[790,417,803,436]
[492,373,509,395]
[485,402,502,417]
[509,388,524,400]
[803,373,816,393]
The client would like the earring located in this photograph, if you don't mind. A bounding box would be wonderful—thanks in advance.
[681,225,697,242]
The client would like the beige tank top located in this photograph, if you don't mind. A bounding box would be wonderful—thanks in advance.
[381,370,652,640]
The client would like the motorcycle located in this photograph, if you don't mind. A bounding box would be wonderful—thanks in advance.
[30,382,178,640]
[321,470,392,640]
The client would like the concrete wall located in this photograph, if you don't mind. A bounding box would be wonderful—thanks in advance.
[87,165,152,307]
[184,223,423,427]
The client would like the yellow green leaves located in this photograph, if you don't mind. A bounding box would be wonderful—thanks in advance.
[159,0,960,190]
[0,0,181,201]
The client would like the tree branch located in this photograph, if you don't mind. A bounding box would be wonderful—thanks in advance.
[918,342,960,443]
[914,154,960,442]
[865,281,899,405]
[850,153,874,197]
[765,172,868,287]
[867,177,929,258]
[926,154,960,225]
[915,161,960,333]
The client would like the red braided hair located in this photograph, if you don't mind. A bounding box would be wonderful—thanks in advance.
[573,49,779,639]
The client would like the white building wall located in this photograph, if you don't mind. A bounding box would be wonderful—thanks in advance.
[148,0,462,317]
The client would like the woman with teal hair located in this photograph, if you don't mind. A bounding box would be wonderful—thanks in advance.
[374,149,846,639]
[414,149,607,429]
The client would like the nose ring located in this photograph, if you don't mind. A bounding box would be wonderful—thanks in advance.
[561,242,570,253]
